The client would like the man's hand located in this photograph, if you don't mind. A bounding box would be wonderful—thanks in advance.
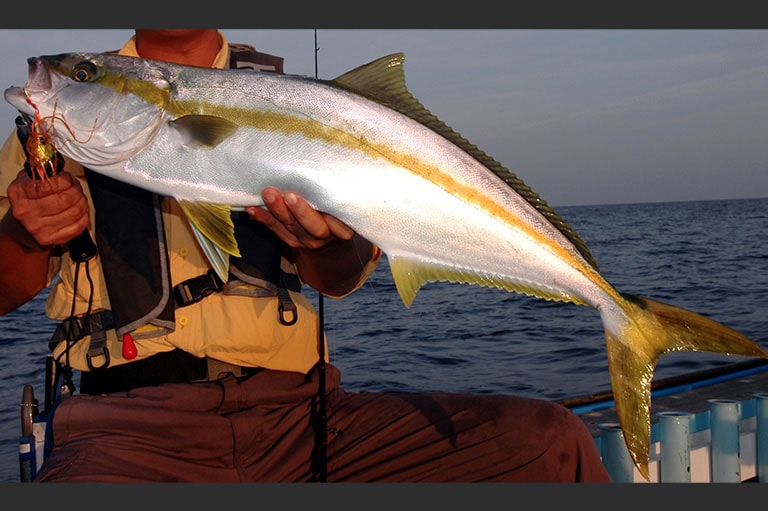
[245,186,355,249]
[245,186,377,297]
[6,170,91,247]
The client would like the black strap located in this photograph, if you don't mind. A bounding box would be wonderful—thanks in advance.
[85,312,111,370]
[277,272,301,325]
[79,349,262,394]
[173,269,302,322]
[280,271,302,292]
[79,349,209,394]
[48,310,115,352]
[173,269,224,307]
[277,287,297,326]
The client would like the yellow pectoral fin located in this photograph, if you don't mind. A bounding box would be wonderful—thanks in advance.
[177,200,241,282]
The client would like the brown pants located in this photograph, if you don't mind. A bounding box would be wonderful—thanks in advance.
[36,364,611,482]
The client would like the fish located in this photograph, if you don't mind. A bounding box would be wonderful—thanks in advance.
[5,51,767,480]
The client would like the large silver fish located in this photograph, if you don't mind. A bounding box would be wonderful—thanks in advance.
[5,51,766,479]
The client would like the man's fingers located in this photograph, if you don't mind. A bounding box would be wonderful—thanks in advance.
[8,172,90,246]
[324,214,354,241]
[247,188,353,248]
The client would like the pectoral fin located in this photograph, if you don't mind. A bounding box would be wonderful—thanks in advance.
[177,200,241,282]
[170,115,238,148]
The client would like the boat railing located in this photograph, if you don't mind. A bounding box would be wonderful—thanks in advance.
[594,392,768,482]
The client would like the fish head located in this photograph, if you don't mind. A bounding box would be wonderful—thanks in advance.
[4,52,172,169]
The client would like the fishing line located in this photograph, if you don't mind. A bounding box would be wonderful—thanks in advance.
[316,282,327,482]
[56,258,93,394]
[312,27,328,483]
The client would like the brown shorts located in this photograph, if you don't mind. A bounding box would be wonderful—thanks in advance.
[36,363,610,482]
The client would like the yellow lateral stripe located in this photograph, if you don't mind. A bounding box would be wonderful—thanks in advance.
[109,69,618,300]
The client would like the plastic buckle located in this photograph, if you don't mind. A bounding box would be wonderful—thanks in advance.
[85,313,110,370]
[173,270,224,307]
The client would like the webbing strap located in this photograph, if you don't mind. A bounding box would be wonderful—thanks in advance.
[85,312,110,370]
[173,269,224,307]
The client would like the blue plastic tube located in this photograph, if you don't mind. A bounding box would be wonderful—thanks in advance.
[657,411,691,482]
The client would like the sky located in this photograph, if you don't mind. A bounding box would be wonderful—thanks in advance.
[0,29,766,207]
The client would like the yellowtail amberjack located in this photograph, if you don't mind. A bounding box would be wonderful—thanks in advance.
[5,51,766,479]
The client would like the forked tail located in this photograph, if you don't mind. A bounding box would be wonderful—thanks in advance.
[604,293,768,480]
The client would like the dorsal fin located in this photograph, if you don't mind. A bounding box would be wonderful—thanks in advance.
[330,53,599,271]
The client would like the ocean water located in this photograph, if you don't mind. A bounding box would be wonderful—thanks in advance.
[0,197,766,483]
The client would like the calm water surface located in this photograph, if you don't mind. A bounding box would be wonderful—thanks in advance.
[1,197,766,482]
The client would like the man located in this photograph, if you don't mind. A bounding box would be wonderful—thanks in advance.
[0,29,611,482]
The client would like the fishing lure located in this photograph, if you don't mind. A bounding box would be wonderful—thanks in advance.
[20,89,62,180]
[14,89,98,265]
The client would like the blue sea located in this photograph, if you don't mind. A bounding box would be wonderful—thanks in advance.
[0,197,766,483]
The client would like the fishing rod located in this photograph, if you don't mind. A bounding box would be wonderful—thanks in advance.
[313,28,328,483]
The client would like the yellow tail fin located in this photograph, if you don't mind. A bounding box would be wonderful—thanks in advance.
[605,293,767,480]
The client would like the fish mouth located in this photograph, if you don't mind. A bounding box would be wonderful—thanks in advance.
[3,57,53,115]
[2,86,31,114]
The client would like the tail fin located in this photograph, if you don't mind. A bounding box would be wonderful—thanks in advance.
[604,293,767,480]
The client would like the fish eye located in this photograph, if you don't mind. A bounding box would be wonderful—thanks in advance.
[72,61,98,82]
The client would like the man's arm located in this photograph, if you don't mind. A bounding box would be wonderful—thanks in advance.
[0,171,91,314]
[0,208,51,314]
[290,233,378,298]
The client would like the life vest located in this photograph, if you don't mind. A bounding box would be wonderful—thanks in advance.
[51,44,301,369]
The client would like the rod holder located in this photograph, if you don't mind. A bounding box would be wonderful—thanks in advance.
[598,423,634,482]
[755,393,768,483]
[708,399,741,483]
[657,411,691,482]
